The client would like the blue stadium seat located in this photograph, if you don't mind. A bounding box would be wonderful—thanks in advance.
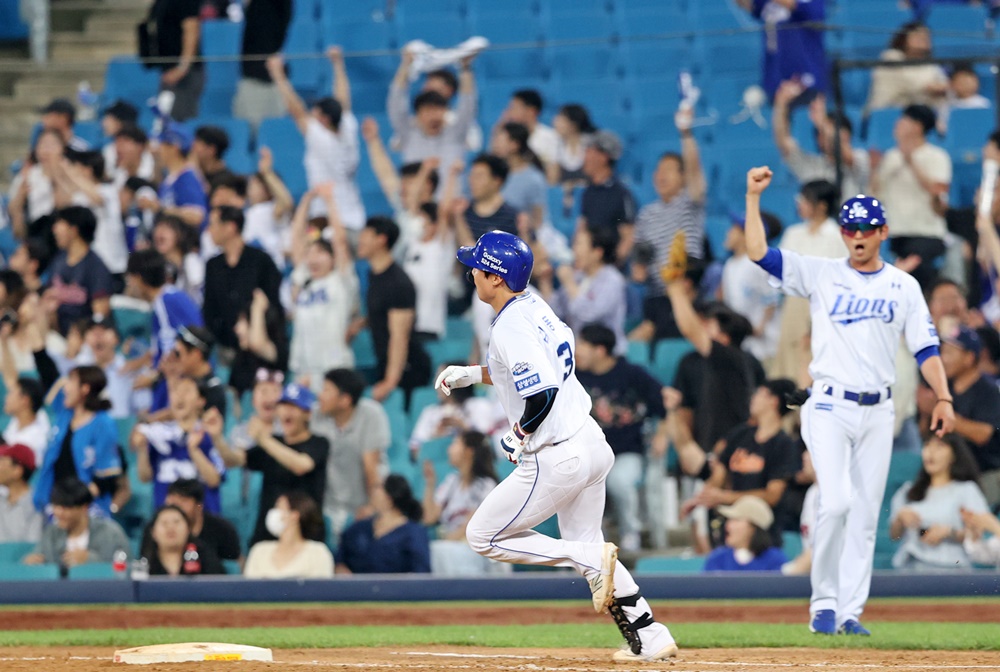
[223,559,242,575]
[258,116,307,198]
[469,15,546,80]
[617,8,692,38]
[703,33,761,79]
[650,338,695,386]
[547,45,618,81]
[0,541,34,563]
[468,0,537,19]
[398,16,471,47]
[284,20,325,100]
[399,0,468,18]
[635,555,705,573]
[322,15,397,52]
[446,316,474,342]
[199,20,244,117]
[103,57,161,110]
[418,436,455,488]
[408,386,440,425]
[68,563,119,580]
[626,340,650,365]
[945,107,994,161]
[782,531,803,560]
[191,116,252,157]
[425,338,472,371]
[926,3,989,33]
[864,107,902,151]
[620,42,697,79]
[0,562,60,580]
[688,3,747,31]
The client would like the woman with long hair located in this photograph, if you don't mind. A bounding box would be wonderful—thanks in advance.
[244,491,334,578]
[143,504,224,576]
[336,474,430,574]
[868,21,948,111]
[548,104,596,187]
[8,128,67,245]
[32,363,121,517]
[152,213,204,303]
[703,496,787,572]
[423,430,499,540]
[890,434,988,570]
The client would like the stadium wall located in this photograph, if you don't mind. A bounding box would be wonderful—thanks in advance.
[0,573,997,605]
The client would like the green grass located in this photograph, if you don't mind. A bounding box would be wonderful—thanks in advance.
[1,622,998,650]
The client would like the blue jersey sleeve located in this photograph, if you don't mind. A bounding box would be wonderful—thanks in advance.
[172,171,208,211]
[92,415,122,475]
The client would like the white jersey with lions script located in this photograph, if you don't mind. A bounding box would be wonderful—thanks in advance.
[487,292,593,451]
[768,250,939,390]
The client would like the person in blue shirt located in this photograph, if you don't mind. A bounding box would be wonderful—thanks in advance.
[147,122,207,231]
[132,375,225,514]
[31,362,121,518]
[335,474,431,574]
[704,495,788,572]
[739,0,828,100]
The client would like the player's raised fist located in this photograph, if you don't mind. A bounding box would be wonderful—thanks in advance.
[746,167,773,195]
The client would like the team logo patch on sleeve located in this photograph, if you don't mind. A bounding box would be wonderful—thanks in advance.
[512,362,534,376]
[515,374,541,392]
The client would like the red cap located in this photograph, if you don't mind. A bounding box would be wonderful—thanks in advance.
[0,444,36,471]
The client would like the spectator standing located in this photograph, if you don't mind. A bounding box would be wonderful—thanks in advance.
[549,227,627,355]
[737,0,827,99]
[312,368,391,537]
[8,128,64,246]
[772,180,846,382]
[501,89,559,167]
[132,376,225,513]
[634,110,707,295]
[46,206,113,335]
[422,431,504,576]
[402,201,455,343]
[37,98,90,151]
[125,249,204,368]
[244,147,294,270]
[0,444,43,543]
[191,126,233,187]
[548,104,596,188]
[1,375,50,465]
[889,434,989,570]
[867,22,948,112]
[149,123,207,231]
[871,105,952,288]
[244,492,334,578]
[150,215,204,302]
[142,504,224,575]
[388,51,477,177]
[579,130,636,261]
[266,49,365,230]
[9,240,51,294]
[31,363,121,517]
[141,478,242,566]
[76,317,137,420]
[110,125,155,189]
[355,217,431,403]
[720,213,784,367]
[202,205,282,354]
[453,154,519,245]
[230,289,289,399]
[100,102,151,176]
[23,478,129,566]
[288,191,359,388]
[703,495,787,571]
[168,326,226,415]
[680,380,800,544]
[494,123,551,237]
[926,325,1000,506]
[226,367,283,455]
[216,383,329,545]
[233,0,292,130]
[142,0,203,121]
[575,325,668,552]
[772,83,869,202]
[336,474,431,574]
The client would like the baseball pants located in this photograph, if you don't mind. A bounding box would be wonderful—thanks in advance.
[466,417,640,597]
[801,384,894,625]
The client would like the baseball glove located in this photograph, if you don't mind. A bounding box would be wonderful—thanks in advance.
[660,231,688,285]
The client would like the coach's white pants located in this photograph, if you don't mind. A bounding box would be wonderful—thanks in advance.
[801,384,894,625]
[466,418,639,596]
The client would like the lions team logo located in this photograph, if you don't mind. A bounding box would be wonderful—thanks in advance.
[848,202,868,219]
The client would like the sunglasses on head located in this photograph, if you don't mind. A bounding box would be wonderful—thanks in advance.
[255,368,285,385]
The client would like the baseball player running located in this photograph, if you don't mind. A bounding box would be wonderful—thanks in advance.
[435,231,677,662]
[744,167,955,635]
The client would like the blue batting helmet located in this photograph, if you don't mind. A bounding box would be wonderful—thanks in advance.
[839,195,886,231]
[457,231,534,292]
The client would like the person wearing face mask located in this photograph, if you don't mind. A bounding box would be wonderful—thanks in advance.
[142,504,224,576]
[703,495,787,572]
[244,492,333,579]
[335,474,430,574]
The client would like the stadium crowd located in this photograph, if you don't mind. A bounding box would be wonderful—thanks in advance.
[0,0,999,579]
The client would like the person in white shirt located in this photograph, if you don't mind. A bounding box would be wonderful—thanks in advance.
[500,90,559,169]
[55,151,127,277]
[938,63,992,134]
[720,213,783,368]
[152,214,204,304]
[266,48,365,231]
[1,376,50,467]
[402,202,455,341]
[74,316,138,420]
[110,126,156,191]
[288,185,359,392]
[961,507,1000,567]
[7,129,64,242]
[244,147,294,271]
[871,104,952,288]
[772,180,847,381]
[244,492,334,579]
[867,22,948,112]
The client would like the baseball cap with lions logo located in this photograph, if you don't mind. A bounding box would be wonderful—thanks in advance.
[278,383,315,412]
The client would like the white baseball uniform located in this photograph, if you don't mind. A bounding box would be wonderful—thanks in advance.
[465,291,674,651]
[760,248,939,625]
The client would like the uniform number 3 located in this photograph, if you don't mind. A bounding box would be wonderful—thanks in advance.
[557,341,574,381]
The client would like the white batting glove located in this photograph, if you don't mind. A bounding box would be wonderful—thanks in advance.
[500,423,529,464]
[434,365,482,396]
